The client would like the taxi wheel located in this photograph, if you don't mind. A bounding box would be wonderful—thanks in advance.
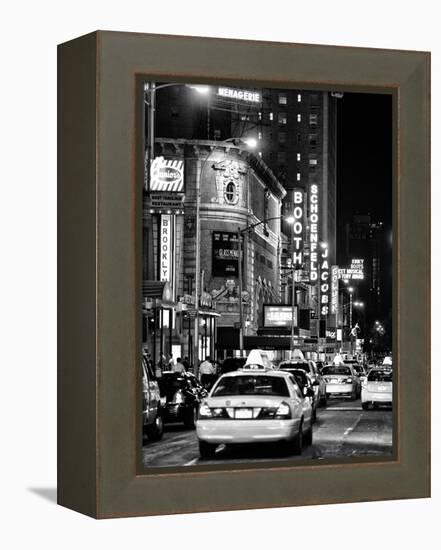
[145,413,164,442]
[199,440,217,459]
[183,406,197,430]
[291,421,303,455]
[303,425,313,447]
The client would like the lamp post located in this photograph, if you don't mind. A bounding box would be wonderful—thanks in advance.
[237,214,295,354]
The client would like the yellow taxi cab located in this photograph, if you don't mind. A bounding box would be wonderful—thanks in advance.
[196,350,313,458]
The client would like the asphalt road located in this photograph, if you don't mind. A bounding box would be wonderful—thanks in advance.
[141,398,393,468]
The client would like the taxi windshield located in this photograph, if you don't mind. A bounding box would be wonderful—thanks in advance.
[368,370,392,382]
[280,362,310,373]
[212,375,289,397]
[322,366,352,376]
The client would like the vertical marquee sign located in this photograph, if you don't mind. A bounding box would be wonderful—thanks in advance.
[309,184,319,281]
[320,247,329,317]
[292,188,304,267]
[159,214,173,284]
[330,265,339,315]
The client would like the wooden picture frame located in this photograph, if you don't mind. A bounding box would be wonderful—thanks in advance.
[58,31,430,518]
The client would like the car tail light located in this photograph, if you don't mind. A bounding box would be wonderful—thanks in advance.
[172,390,184,404]
[198,402,212,418]
[275,402,291,419]
[198,403,228,419]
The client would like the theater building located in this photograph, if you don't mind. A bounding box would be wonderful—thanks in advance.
[143,138,286,365]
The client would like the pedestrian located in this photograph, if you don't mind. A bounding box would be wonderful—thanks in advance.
[199,356,215,389]
[172,357,186,374]
[182,356,190,372]
[167,353,175,370]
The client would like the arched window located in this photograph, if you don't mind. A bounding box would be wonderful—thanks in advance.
[224,181,236,203]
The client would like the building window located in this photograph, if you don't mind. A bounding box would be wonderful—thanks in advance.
[309,134,318,148]
[258,131,262,140]
[297,133,302,143]
[278,132,286,144]
[278,112,287,125]
[310,93,319,105]
[269,112,274,121]
[267,259,273,269]
[297,172,301,181]
[258,111,262,120]
[213,129,221,140]
[278,152,287,164]
[297,93,302,102]
[297,153,301,161]
[260,254,266,264]
[309,114,318,126]
[278,94,287,105]
[309,156,318,166]
[297,114,302,122]
[224,181,238,204]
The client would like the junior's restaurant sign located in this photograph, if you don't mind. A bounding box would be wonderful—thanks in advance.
[149,156,184,192]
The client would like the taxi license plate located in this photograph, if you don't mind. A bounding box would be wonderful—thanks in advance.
[235,408,253,419]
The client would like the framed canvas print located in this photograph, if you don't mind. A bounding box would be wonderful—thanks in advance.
[58,31,430,518]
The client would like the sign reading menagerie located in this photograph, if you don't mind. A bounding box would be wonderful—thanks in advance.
[217,87,261,103]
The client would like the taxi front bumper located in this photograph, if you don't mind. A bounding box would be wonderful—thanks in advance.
[196,418,300,444]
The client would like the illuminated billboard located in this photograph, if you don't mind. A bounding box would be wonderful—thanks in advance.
[338,259,365,280]
[150,156,184,192]
[292,188,305,267]
[263,305,298,328]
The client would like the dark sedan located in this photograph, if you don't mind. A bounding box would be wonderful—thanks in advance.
[158,372,208,429]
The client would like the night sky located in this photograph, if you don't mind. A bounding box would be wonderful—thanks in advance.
[337,92,393,322]
[337,92,392,230]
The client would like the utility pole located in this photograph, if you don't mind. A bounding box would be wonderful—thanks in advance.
[237,229,244,354]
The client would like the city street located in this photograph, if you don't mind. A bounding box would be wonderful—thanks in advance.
[142,398,393,468]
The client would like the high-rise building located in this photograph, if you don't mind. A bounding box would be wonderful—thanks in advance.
[150,83,339,358]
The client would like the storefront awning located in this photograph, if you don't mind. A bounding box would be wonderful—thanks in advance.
[143,281,175,307]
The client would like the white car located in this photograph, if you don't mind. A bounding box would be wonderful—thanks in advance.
[278,359,327,406]
[196,353,313,458]
[321,364,361,400]
[361,368,392,409]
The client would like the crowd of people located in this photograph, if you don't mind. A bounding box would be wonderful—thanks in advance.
[142,347,219,388]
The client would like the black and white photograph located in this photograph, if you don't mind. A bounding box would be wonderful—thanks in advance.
[141,82,393,469]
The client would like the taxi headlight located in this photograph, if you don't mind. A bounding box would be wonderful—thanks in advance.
[275,402,291,419]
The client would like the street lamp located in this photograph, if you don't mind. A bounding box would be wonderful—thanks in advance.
[237,214,295,354]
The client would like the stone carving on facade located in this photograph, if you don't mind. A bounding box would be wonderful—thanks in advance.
[212,159,247,207]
